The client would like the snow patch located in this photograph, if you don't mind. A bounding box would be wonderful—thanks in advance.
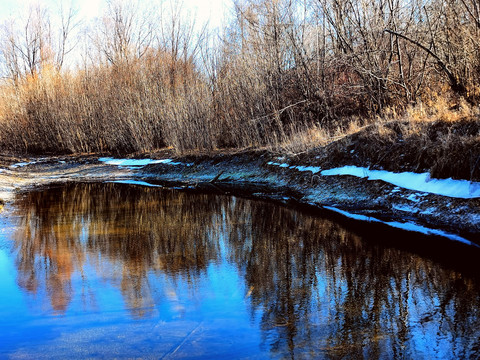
[324,206,476,247]
[392,204,417,213]
[321,166,370,178]
[99,157,183,167]
[267,161,290,168]
[406,193,424,202]
[10,161,35,169]
[267,162,322,173]
[291,165,322,173]
[420,208,436,215]
[9,158,50,169]
[267,161,480,198]
[320,166,480,199]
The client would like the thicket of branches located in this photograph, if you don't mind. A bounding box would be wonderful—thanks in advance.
[1,0,479,155]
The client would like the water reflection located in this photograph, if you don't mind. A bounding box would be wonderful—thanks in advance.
[9,183,480,358]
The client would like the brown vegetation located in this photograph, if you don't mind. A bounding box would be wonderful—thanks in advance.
[0,0,479,178]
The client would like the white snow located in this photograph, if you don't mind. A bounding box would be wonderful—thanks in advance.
[267,161,322,173]
[267,161,290,168]
[406,193,424,202]
[267,161,480,198]
[392,204,417,213]
[109,180,162,187]
[99,157,182,167]
[9,158,49,169]
[321,165,369,178]
[324,206,476,247]
[10,161,35,169]
[420,208,436,215]
[321,166,480,199]
[291,165,322,173]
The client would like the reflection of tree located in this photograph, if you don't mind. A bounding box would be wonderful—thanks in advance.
[11,183,480,358]
[222,200,480,359]
[13,183,224,317]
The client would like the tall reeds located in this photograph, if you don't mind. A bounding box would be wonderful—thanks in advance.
[0,0,479,157]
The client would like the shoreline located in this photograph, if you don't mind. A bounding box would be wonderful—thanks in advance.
[0,151,479,245]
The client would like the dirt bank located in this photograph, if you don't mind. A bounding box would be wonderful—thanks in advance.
[0,151,479,245]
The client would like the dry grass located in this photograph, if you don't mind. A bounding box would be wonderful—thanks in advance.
[0,55,217,155]
[0,61,478,181]
[291,101,480,181]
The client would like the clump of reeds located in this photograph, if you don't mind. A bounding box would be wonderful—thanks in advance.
[0,0,479,183]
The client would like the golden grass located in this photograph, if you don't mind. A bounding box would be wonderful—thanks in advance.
[0,41,478,182]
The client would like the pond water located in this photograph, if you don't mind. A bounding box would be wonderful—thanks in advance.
[0,183,479,359]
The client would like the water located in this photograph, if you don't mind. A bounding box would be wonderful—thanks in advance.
[0,182,479,359]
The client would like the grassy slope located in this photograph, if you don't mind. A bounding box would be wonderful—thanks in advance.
[287,115,480,182]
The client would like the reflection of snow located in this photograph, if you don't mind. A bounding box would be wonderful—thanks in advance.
[324,206,476,247]
[109,180,162,187]
[99,157,186,167]
[267,162,480,199]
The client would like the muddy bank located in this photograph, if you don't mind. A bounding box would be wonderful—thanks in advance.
[0,154,132,202]
[140,151,480,243]
[0,151,479,245]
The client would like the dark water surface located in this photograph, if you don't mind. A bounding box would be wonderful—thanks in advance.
[0,183,479,359]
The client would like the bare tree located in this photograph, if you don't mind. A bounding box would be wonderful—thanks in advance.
[56,1,80,71]
[0,2,78,83]
[93,0,156,65]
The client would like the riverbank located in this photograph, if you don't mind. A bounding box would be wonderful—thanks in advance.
[0,150,478,246]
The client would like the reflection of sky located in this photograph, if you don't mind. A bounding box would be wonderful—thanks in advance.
[0,218,265,358]
[0,249,25,314]
[0,247,41,351]
[0,218,24,320]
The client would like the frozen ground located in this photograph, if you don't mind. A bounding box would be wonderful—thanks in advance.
[268,162,480,199]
